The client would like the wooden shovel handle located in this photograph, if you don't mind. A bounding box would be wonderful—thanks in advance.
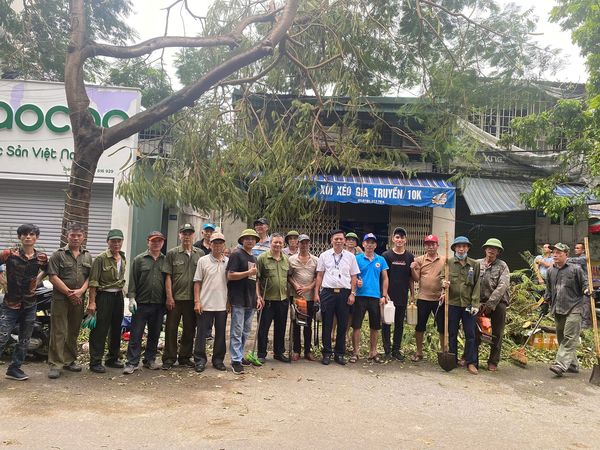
[584,237,600,358]
[444,232,450,352]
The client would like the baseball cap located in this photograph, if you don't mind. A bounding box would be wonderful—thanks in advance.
[363,233,377,242]
[210,232,225,243]
[298,234,310,242]
[550,242,570,253]
[106,229,124,240]
[393,227,407,236]
[147,231,166,241]
[253,217,269,226]
[179,223,195,232]
[202,223,216,231]
[424,234,439,243]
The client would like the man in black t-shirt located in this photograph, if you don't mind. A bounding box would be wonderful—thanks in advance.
[382,227,414,361]
[227,228,262,374]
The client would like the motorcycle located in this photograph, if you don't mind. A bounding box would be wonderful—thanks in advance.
[1,280,53,360]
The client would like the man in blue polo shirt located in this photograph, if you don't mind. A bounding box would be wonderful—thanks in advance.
[351,233,389,363]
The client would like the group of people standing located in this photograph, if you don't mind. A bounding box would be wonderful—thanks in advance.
[0,217,592,381]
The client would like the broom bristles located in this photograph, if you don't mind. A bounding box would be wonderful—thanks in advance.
[510,348,528,365]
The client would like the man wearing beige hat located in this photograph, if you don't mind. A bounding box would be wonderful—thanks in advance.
[123,231,167,374]
[162,223,204,369]
[193,232,229,372]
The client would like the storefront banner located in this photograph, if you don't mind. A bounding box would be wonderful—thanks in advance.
[315,176,455,208]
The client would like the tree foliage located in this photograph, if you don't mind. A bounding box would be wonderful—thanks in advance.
[0,0,134,81]
[118,0,556,226]
[495,0,599,219]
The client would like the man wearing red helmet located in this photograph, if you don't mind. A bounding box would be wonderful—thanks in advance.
[410,234,446,362]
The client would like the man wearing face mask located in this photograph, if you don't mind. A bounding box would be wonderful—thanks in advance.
[441,236,481,375]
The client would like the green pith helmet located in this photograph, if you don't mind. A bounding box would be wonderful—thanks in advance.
[345,232,359,242]
[285,230,300,244]
[482,238,504,252]
[450,236,472,251]
[238,228,260,245]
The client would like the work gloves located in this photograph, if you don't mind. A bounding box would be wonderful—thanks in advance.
[539,302,549,317]
[128,298,137,314]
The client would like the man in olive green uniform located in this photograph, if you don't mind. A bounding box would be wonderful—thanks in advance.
[123,231,167,374]
[47,223,93,379]
[441,236,481,375]
[256,233,290,363]
[87,229,127,373]
[162,223,204,369]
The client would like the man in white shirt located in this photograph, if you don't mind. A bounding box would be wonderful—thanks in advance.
[192,232,229,372]
[314,230,360,365]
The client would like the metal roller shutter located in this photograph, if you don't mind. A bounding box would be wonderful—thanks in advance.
[0,180,113,256]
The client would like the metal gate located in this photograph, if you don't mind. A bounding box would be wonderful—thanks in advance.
[0,180,113,256]
[276,203,340,255]
[389,206,433,256]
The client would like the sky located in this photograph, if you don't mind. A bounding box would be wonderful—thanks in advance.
[127,0,588,85]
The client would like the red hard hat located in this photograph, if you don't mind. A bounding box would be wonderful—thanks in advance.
[424,234,439,243]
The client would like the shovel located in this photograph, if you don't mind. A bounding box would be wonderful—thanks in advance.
[584,237,600,385]
[510,312,545,366]
[437,232,457,372]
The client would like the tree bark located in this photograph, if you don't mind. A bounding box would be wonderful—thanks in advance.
[62,0,299,246]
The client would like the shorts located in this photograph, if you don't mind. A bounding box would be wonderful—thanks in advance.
[416,299,441,332]
[352,296,381,330]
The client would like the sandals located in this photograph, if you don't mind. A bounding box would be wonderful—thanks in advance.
[349,355,359,363]
[367,354,383,364]
[410,354,424,362]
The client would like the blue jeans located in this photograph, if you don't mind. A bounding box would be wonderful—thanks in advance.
[229,306,254,363]
[0,303,37,370]
[126,303,165,366]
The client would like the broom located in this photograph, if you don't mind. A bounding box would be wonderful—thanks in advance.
[510,312,545,366]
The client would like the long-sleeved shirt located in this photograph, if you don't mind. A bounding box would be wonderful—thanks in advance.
[544,262,587,315]
[444,257,480,308]
[127,251,166,304]
[89,249,126,291]
[256,250,289,301]
[479,258,510,309]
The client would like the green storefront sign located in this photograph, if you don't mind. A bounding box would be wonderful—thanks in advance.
[0,101,129,133]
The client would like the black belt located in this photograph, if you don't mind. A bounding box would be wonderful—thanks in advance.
[98,290,123,295]
[322,287,350,294]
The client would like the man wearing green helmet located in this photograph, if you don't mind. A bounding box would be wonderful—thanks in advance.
[344,232,363,255]
[478,238,510,372]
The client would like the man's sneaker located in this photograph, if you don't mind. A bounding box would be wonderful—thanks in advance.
[105,360,124,369]
[90,364,106,374]
[392,352,405,362]
[123,364,138,375]
[161,362,174,371]
[48,367,61,379]
[549,364,565,377]
[241,358,252,366]
[5,367,29,381]
[195,364,206,373]
[232,362,245,374]
[143,360,161,370]
[567,364,580,374]
[178,359,195,368]
[63,362,82,372]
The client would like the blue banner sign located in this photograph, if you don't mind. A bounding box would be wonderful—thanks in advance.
[314,175,455,208]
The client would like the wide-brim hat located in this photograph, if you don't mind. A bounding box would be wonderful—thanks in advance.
[482,238,504,253]
[238,228,260,245]
[451,236,472,251]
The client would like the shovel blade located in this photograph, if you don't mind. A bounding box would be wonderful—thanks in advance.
[590,364,600,386]
[437,351,457,372]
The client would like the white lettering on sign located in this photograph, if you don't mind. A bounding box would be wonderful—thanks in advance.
[355,187,368,197]
[320,184,333,195]
[336,185,352,196]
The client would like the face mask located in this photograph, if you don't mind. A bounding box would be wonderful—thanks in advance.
[455,252,467,260]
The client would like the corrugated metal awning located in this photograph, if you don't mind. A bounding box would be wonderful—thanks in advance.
[461,178,592,216]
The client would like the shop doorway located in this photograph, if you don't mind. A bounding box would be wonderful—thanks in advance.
[339,203,390,254]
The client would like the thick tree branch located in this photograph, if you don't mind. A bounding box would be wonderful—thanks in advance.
[84,8,282,59]
[101,0,299,147]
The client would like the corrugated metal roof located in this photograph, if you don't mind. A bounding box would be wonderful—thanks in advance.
[461,178,530,215]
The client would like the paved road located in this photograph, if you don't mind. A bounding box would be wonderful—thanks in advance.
[1,358,599,449]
